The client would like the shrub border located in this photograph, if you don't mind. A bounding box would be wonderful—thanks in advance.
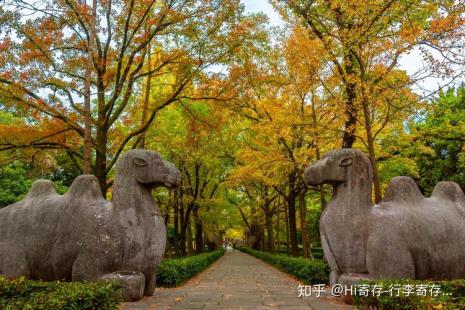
[238,247,330,285]
[0,276,122,309]
[353,279,465,309]
[156,248,225,287]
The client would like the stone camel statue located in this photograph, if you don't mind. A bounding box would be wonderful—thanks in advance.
[0,149,181,301]
[304,148,465,287]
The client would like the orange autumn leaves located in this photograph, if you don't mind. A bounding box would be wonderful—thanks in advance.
[0,0,463,195]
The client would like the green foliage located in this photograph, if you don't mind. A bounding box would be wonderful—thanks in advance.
[412,86,465,195]
[305,193,325,245]
[0,276,121,310]
[354,279,465,309]
[0,162,31,208]
[275,247,324,259]
[311,247,324,260]
[0,162,71,208]
[378,157,419,187]
[48,154,82,188]
[239,247,330,285]
[156,249,225,287]
[0,110,17,124]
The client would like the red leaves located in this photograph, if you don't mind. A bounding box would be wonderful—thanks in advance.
[0,71,13,80]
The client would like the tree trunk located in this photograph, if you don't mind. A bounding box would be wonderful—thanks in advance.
[362,99,381,203]
[173,190,180,257]
[342,53,358,148]
[260,225,265,251]
[193,206,203,254]
[83,0,97,174]
[179,191,187,256]
[287,191,298,257]
[138,41,152,149]
[275,211,280,253]
[83,60,92,174]
[265,213,274,253]
[187,221,194,255]
[164,194,171,226]
[179,231,187,257]
[285,208,290,256]
[163,194,172,258]
[299,191,313,259]
[164,239,172,258]
[310,98,327,211]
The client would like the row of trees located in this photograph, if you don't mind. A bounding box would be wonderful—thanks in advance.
[2,83,464,255]
[1,0,464,257]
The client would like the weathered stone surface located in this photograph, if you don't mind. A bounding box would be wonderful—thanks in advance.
[304,148,465,285]
[0,150,180,301]
[101,271,145,301]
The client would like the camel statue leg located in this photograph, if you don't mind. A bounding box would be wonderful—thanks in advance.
[320,224,341,286]
[329,270,341,286]
[72,253,145,302]
[0,243,29,278]
[338,272,373,286]
[100,271,145,301]
[144,271,156,296]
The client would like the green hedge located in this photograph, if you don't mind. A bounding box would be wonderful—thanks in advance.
[0,276,121,309]
[354,279,465,309]
[276,247,324,259]
[239,247,330,285]
[156,249,225,287]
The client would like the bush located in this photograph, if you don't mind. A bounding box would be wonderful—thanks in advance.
[0,162,31,208]
[276,247,324,259]
[156,249,225,287]
[239,247,330,285]
[0,276,121,309]
[353,279,465,309]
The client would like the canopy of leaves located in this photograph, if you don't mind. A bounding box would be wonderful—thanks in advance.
[412,86,465,194]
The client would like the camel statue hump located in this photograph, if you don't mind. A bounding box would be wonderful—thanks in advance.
[25,179,58,199]
[383,176,424,205]
[431,181,465,205]
[67,175,104,202]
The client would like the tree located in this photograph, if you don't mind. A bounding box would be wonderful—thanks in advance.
[412,86,465,194]
[138,92,243,254]
[274,0,465,202]
[0,0,256,193]
[222,26,340,256]
[0,106,83,175]
[0,162,30,207]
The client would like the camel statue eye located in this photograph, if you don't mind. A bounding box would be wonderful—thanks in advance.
[134,157,148,167]
[339,156,353,167]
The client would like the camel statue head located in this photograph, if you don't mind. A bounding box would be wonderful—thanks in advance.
[304,148,372,187]
[116,149,181,189]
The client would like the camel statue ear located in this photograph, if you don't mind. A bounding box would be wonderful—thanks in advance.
[339,156,353,167]
[134,157,148,167]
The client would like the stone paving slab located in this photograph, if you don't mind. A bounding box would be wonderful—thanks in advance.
[122,250,355,310]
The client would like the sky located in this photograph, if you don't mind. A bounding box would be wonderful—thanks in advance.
[241,0,462,97]
[242,0,283,27]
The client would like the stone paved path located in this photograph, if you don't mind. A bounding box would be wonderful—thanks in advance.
[122,250,355,310]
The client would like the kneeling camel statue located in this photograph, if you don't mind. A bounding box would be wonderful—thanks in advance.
[0,150,180,301]
[304,149,465,286]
